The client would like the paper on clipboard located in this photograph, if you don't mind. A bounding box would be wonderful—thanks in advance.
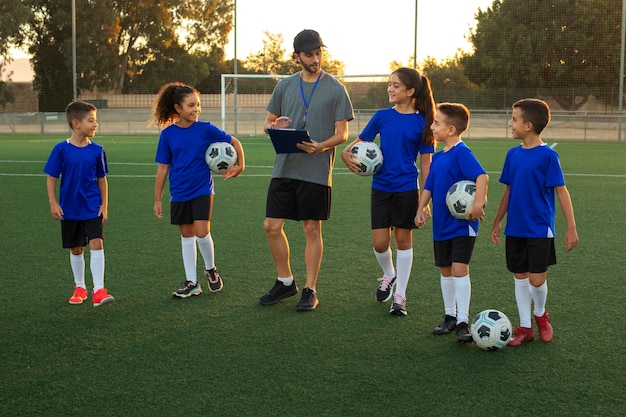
[267,128,312,154]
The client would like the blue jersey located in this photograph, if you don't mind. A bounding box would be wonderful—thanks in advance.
[499,144,565,238]
[425,141,486,241]
[359,107,434,192]
[155,121,231,202]
[43,139,109,221]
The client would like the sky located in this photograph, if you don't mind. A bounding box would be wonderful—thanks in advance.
[227,0,495,74]
[5,0,495,81]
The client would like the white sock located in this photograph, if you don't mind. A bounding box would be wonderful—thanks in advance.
[454,274,471,324]
[374,247,395,278]
[514,277,532,327]
[90,249,105,291]
[393,249,413,297]
[181,236,197,283]
[440,275,456,317]
[196,233,215,271]
[530,281,548,317]
[70,252,86,288]
[278,276,293,286]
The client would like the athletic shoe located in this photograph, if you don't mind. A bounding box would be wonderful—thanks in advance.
[508,326,534,346]
[69,286,88,305]
[172,281,202,298]
[389,293,407,315]
[204,267,223,292]
[376,275,396,302]
[296,287,319,311]
[455,322,473,343]
[259,280,298,305]
[92,288,115,307]
[433,315,457,335]
[534,312,554,342]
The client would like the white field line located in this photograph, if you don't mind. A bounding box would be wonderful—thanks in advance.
[0,165,624,179]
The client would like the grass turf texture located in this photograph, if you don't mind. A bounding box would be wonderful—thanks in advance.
[1,134,624,416]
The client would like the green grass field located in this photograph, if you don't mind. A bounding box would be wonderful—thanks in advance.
[1,134,625,416]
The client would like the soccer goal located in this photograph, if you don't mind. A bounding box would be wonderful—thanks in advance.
[220,73,390,137]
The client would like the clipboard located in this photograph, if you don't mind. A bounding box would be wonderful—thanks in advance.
[267,128,311,154]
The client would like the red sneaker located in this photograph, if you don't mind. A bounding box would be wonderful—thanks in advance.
[93,288,115,307]
[69,286,88,304]
[534,312,553,342]
[508,326,534,346]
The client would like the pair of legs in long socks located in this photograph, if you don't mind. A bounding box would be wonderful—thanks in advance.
[514,273,548,327]
[180,221,215,284]
[373,228,412,301]
[439,263,471,324]
[70,238,105,291]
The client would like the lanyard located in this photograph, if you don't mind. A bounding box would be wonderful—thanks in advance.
[299,71,323,128]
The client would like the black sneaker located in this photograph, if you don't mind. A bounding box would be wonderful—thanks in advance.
[172,281,202,298]
[389,293,407,316]
[259,280,298,305]
[296,287,319,311]
[204,267,223,292]
[456,322,473,343]
[376,275,396,302]
[433,315,457,335]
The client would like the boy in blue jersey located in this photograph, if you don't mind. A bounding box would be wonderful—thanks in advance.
[342,68,435,316]
[491,98,578,346]
[153,82,245,298]
[415,103,488,342]
[44,101,114,306]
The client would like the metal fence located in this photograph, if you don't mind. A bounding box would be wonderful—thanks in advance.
[1,107,623,142]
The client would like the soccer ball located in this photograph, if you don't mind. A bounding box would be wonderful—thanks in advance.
[350,141,383,176]
[205,142,238,175]
[445,180,476,219]
[470,309,513,351]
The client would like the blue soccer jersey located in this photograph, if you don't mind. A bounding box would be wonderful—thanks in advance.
[499,144,565,238]
[155,121,231,202]
[425,141,486,241]
[359,107,434,193]
[43,139,109,221]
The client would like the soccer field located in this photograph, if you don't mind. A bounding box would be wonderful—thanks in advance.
[0,134,625,416]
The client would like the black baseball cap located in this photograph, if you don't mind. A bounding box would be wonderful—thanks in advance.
[293,29,326,53]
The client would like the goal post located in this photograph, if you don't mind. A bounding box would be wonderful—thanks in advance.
[220,74,288,132]
[220,73,390,136]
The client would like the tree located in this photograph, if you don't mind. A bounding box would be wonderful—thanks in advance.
[17,0,234,110]
[463,0,622,110]
[0,0,30,108]
[244,31,346,76]
[244,32,292,75]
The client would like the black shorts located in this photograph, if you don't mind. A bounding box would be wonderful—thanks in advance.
[505,236,556,274]
[61,217,104,248]
[266,178,331,221]
[170,194,213,225]
[371,189,419,230]
[433,236,476,267]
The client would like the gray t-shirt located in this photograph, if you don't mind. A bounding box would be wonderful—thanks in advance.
[266,72,354,186]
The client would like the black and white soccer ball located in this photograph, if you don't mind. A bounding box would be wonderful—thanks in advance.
[445,180,477,219]
[350,141,383,176]
[205,142,238,175]
[470,309,513,351]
